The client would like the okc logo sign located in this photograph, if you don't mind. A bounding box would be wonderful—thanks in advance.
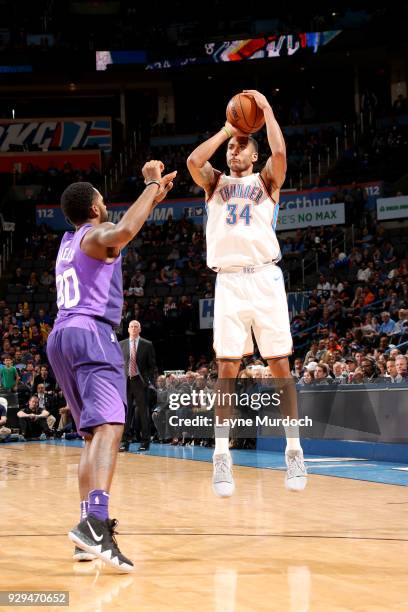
[0,119,111,152]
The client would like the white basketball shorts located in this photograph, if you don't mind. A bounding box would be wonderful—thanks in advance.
[213,264,293,360]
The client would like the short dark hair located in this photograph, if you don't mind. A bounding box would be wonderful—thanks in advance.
[248,136,258,153]
[61,182,96,225]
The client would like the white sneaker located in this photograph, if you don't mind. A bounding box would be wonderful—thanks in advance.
[212,453,235,497]
[285,450,307,491]
[39,433,47,441]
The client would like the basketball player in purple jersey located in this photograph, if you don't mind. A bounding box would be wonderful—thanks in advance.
[47,161,176,572]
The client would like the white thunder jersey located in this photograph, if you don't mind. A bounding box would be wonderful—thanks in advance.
[206,172,281,269]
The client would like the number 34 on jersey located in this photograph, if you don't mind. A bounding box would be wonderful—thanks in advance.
[225,203,252,225]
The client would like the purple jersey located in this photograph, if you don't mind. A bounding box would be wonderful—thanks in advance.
[54,223,123,327]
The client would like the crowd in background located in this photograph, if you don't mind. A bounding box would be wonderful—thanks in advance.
[1,209,408,442]
[119,118,408,201]
[1,112,406,209]
[12,162,104,204]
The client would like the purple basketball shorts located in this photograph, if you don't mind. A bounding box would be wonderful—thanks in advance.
[47,315,126,437]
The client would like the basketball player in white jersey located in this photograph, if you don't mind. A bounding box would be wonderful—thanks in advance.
[187,89,307,496]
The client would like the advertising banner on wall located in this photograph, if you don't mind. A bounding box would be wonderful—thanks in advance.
[377,196,408,220]
[0,117,111,152]
[276,202,345,230]
[199,299,214,330]
[36,200,205,230]
[35,181,383,231]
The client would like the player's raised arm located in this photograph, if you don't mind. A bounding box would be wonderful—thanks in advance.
[243,90,287,193]
[187,122,243,196]
[85,161,176,250]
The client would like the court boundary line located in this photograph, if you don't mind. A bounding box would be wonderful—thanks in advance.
[0,532,407,542]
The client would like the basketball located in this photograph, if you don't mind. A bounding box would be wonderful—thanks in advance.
[226,93,265,134]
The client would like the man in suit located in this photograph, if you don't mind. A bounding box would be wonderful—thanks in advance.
[119,320,156,452]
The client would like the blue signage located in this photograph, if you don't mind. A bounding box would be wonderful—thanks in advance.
[36,182,383,231]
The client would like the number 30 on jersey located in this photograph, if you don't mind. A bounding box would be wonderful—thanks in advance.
[56,267,80,308]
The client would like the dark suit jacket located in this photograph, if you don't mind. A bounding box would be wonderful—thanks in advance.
[119,336,156,385]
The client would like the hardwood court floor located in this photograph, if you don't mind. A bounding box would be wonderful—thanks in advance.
[1,442,408,611]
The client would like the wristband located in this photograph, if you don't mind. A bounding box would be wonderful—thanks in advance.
[145,179,161,188]
[222,126,232,138]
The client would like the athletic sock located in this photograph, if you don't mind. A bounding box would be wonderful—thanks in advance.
[80,500,89,521]
[284,422,302,453]
[286,438,303,452]
[88,489,110,521]
[214,424,230,456]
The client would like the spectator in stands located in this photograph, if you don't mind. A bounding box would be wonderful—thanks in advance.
[394,355,408,383]
[39,270,54,287]
[315,339,328,362]
[332,362,347,383]
[360,357,379,382]
[128,270,144,288]
[20,361,35,388]
[391,309,408,343]
[362,287,375,307]
[350,367,364,384]
[36,383,57,431]
[1,356,19,391]
[298,368,315,385]
[389,347,401,359]
[357,262,374,282]
[126,278,144,296]
[26,272,39,292]
[378,311,396,336]
[379,336,390,352]
[203,282,214,298]
[56,406,74,436]
[2,338,12,355]
[0,396,11,442]
[316,310,332,336]
[157,265,172,285]
[10,325,22,347]
[32,365,55,393]
[152,375,170,441]
[163,297,177,316]
[35,383,52,410]
[360,312,379,343]
[291,358,304,380]
[36,308,51,326]
[382,242,396,265]
[299,361,317,385]
[17,395,52,440]
[12,267,26,286]
[168,270,183,287]
[315,362,332,384]
[282,238,294,256]
[13,349,25,372]
[29,324,43,347]
[317,275,331,297]
[304,341,318,364]
[376,360,387,377]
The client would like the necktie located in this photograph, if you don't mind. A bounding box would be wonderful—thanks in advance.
[129,339,137,377]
